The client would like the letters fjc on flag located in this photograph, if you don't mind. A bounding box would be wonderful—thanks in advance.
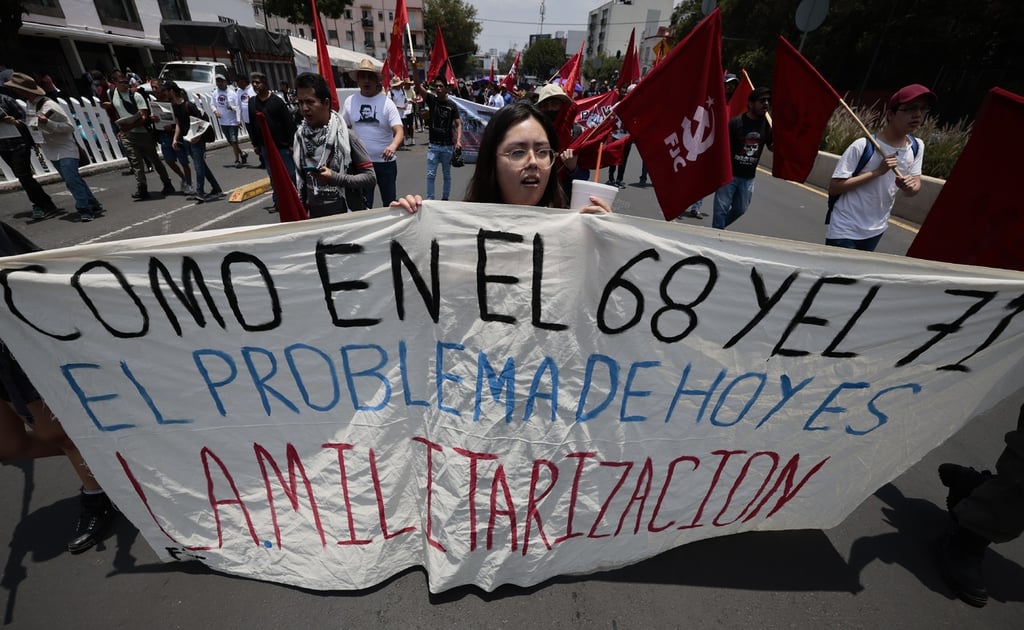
[616,9,731,220]
[1,204,1022,593]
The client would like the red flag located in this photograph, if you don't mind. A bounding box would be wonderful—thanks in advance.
[615,9,730,220]
[558,42,584,97]
[489,57,496,84]
[256,112,307,222]
[771,36,841,182]
[429,25,450,84]
[728,68,753,119]
[310,0,339,111]
[615,28,640,90]
[501,51,521,92]
[572,127,628,170]
[565,90,619,157]
[385,0,409,81]
[908,87,1024,271]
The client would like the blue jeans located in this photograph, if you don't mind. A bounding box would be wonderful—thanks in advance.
[368,160,398,208]
[826,234,884,252]
[52,157,100,212]
[712,177,755,229]
[189,142,221,195]
[262,146,297,203]
[426,143,453,200]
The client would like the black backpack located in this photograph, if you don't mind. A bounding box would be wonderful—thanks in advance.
[826,134,920,224]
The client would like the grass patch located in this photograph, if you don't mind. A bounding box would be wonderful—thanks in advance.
[820,104,972,180]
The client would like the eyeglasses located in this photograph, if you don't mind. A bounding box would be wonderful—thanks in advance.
[898,106,931,114]
[499,148,555,168]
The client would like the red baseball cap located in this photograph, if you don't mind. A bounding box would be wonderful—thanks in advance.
[888,84,936,110]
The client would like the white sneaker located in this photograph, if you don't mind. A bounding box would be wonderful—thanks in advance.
[182,182,195,196]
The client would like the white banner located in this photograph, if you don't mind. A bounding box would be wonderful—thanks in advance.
[1,203,1022,592]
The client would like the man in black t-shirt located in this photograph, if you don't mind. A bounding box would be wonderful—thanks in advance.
[248,72,297,207]
[711,86,773,230]
[412,63,462,200]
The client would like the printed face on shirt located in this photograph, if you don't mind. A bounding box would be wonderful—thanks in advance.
[495,117,554,207]
[297,87,331,127]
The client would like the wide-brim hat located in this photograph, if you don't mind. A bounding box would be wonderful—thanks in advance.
[390,75,405,88]
[348,58,383,81]
[6,72,44,96]
[536,83,572,106]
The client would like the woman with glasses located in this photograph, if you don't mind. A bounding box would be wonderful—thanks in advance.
[391,102,610,214]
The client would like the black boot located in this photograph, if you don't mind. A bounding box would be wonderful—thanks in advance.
[131,187,150,201]
[68,490,115,554]
[940,525,990,607]
[938,463,993,518]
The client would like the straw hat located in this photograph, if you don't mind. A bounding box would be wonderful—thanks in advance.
[348,58,382,81]
[5,72,44,96]
[390,75,405,88]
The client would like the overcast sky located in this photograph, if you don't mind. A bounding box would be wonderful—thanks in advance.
[470,0,627,54]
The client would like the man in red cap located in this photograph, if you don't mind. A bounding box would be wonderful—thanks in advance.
[826,83,934,251]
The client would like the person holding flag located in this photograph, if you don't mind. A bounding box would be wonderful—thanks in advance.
[411,58,462,200]
[711,86,773,229]
[826,84,931,251]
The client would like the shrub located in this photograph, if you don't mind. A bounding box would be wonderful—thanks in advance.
[819,104,972,180]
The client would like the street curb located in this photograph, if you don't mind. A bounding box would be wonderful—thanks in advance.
[228,177,272,202]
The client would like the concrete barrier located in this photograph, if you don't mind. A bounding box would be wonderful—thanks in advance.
[760,149,945,226]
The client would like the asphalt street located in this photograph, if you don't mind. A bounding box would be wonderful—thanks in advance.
[0,140,1021,629]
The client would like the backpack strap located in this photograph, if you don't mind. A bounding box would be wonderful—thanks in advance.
[826,136,874,224]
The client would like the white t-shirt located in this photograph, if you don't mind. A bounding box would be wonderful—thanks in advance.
[211,87,240,126]
[237,85,256,124]
[827,136,924,240]
[390,88,411,116]
[343,91,403,163]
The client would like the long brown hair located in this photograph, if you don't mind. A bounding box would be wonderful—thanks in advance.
[464,102,567,208]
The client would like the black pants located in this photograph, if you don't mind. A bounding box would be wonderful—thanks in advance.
[954,404,1024,543]
[0,145,55,210]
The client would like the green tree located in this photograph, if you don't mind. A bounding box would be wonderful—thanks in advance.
[263,0,354,25]
[423,0,482,78]
[669,0,1024,121]
[582,53,622,86]
[498,49,518,74]
[521,39,566,80]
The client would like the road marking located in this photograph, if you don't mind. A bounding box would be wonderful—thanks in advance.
[757,166,920,234]
[80,194,271,245]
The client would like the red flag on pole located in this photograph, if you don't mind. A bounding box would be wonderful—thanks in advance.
[310,0,339,111]
[385,0,409,82]
[429,25,450,83]
[488,57,496,84]
[256,112,307,222]
[501,51,521,92]
[615,28,640,90]
[728,69,753,119]
[908,87,1024,271]
[558,42,584,97]
[770,36,841,182]
[615,9,730,220]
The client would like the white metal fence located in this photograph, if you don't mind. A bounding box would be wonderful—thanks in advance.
[0,93,241,190]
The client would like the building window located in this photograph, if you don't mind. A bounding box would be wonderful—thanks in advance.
[94,0,143,30]
[411,34,417,47]
[389,11,393,20]
[328,29,338,41]
[345,9,352,19]
[364,34,374,48]
[346,31,353,41]
[379,32,386,42]
[378,11,383,21]
[25,0,64,18]
[156,0,190,21]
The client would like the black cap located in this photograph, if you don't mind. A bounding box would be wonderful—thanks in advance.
[750,86,772,101]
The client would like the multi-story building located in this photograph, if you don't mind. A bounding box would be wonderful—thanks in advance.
[586,0,674,73]
[12,0,269,97]
[253,0,425,63]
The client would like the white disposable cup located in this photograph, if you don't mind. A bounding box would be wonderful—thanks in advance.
[570,180,619,210]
